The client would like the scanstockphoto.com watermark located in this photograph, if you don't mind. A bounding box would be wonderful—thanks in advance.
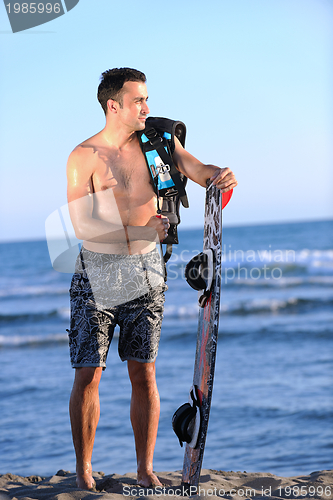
[122,484,333,498]
[167,246,296,283]
[3,0,80,33]
[122,484,260,497]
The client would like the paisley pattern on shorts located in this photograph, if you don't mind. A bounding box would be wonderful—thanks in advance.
[67,247,167,367]
[72,246,165,308]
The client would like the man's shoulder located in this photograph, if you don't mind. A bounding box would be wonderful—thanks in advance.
[68,134,102,163]
[67,142,99,182]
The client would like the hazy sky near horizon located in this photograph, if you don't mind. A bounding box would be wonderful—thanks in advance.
[0,0,332,241]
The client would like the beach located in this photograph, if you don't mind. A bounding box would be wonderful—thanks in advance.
[1,468,332,499]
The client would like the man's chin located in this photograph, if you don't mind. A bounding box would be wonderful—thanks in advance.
[137,120,147,130]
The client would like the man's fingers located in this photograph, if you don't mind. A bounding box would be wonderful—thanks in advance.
[161,216,169,226]
[211,168,237,191]
[215,176,237,187]
[150,215,169,240]
[210,171,220,180]
[212,172,238,190]
[219,180,238,193]
[220,184,237,193]
[162,218,169,238]
[211,167,231,183]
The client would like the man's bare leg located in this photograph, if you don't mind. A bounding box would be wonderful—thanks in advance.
[127,360,162,487]
[69,367,102,490]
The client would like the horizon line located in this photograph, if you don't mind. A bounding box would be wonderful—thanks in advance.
[0,217,332,245]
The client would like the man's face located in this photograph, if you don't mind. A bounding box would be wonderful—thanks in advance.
[116,81,150,131]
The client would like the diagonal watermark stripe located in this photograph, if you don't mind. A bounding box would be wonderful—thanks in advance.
[3,0,80,33]
[63,0,79,11]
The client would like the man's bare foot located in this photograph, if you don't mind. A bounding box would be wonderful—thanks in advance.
[76,463,96,491]
[137,471,162,488]
[76,473,96,490]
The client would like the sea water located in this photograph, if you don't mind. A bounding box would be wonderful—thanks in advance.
[0,220,332,477]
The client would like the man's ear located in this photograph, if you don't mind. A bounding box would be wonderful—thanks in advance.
[106,99,118,114]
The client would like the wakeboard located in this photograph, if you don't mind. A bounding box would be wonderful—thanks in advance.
[172,181,232,490]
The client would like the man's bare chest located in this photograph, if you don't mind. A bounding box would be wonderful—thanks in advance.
[91,145,153,195]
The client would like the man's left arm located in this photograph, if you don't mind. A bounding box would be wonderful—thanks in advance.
[172,137,238,193]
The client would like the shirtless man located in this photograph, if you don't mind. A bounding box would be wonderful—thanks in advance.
[66,68,237,491]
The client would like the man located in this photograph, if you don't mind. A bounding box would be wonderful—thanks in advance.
[66,67,237,491]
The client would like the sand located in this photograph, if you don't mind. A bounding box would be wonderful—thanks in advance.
[0,469,332,500]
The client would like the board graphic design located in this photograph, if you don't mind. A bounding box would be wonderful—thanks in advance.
[181,182,232,488]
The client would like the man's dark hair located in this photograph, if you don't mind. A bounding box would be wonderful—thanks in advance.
[97,67,146,114]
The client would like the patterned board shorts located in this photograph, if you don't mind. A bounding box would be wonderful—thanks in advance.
[67,247,167,368]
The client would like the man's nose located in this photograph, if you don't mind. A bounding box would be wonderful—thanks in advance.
[143,101,150,114]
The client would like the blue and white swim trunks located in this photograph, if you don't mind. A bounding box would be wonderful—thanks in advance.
[67,247,167,368]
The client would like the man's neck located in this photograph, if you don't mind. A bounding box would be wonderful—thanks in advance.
[101,121,138,150]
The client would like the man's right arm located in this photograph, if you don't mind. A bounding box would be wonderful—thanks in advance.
[66,148,167,244]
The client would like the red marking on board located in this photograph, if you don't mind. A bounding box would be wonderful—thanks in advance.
[222,189,233,209]
[199,324,209,374]
[203,295,211,322]
[199,295,212,374]
[197,387,203,405]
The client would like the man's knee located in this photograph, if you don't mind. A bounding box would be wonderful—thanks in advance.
[73,367,103,390]
[127,360,156,387]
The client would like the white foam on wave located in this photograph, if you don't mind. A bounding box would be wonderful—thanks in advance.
[163,303,199,318]
[164,298,291,318]
[239,297,297,312]
[225,275,333,287]
[295,249,333,271]
[0,333,69,347]
[163,293,332,318]
[58,307,70,320]
[0,306,70,321]
[0,285,69,298]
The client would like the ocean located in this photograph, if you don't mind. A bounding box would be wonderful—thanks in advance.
[0,220,332,478]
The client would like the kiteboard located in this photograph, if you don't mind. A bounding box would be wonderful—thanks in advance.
[172,181,232,490]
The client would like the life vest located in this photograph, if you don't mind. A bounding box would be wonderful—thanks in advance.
[138,117,189,262]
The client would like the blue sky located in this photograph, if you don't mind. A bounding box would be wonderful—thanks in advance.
[0,0,332,241]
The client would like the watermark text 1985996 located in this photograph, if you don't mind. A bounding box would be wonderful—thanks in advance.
[6,3,61,14]
[3,0,80,33]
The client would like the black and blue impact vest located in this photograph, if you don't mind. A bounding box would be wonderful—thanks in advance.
[138,117,189,261]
